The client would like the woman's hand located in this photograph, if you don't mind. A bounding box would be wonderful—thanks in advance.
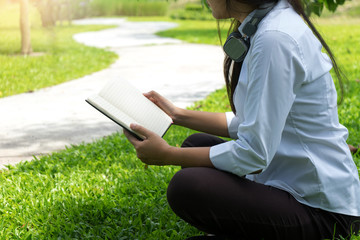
[144,91,182,124]
[144,91,230,138]
[124,123,214,168]
[349,144,359,155]
[124,123,173,166]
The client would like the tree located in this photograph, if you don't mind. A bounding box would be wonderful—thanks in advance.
[20,0,32,55]
[304,0,346,16]
[36,0,57,27]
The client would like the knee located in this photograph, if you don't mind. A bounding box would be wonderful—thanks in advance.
[181,133,225,148]
[181,133,208,148]
[167,168,204,212]
[167,169,191,208]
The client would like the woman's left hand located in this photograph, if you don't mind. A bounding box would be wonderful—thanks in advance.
[124,123,173,166]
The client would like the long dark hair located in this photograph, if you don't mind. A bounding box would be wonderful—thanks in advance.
[221,0,345,114]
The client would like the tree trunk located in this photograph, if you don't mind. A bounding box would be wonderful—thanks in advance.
[20,0,32,55]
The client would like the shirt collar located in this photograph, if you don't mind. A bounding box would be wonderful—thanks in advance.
[238,10,256,37]
[238,0,290,37]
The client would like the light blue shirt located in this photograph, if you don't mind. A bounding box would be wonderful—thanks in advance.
[209,0,360,216]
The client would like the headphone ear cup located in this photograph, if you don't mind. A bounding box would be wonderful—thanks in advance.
[223,32,250,63]
[228,31,243,39]
[223,3,275,62]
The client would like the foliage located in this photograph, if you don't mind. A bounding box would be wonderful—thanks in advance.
[88,0,169,17]
[170,2,213,21]
[24,0,169,26]
[303,0,347,16]
[170,9,213,21]
[31,0,90,27]
[0,4,117,98]
[199,0,349,16]
[321,2,360,18]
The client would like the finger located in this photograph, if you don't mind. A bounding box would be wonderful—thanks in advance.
[144,91,171,110]
[144,90,159,99]
[144,91,163,104]
[146,96,156,104]
[130,123,154,139]
[143,92,159,106]
[123,128,141,146]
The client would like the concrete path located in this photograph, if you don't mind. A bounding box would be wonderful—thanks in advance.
[0,18,225,169]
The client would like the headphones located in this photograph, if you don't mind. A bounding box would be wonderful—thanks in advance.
[223,3,275,63]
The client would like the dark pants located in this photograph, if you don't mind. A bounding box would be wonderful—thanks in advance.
[167,133,360,240]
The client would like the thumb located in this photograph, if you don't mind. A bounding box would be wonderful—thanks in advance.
[130,123,154,139]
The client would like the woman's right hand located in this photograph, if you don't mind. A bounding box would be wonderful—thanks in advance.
[144,91,229,137]
[144,91,182,124]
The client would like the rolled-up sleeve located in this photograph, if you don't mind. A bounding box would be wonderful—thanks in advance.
[210,31,305,176]
[225,111,240,139]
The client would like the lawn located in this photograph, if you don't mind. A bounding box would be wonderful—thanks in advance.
[0,4,118,98]
[0,4,359,239]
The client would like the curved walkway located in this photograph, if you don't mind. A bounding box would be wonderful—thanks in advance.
[0,18,225,168]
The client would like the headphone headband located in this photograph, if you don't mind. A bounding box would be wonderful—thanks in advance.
[242,2,275,36]
[223,2,275,62]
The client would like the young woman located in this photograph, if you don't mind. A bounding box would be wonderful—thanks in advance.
[124,0,360,239]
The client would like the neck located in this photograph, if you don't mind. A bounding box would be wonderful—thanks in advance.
[230,4,256,23]
[237,10,252,22]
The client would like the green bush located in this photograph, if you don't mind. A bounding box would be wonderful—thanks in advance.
[117,2,168,16]
[170,3,213,21]
[185,3,203,11]
[89,0,169,17]
[170,9,213,21]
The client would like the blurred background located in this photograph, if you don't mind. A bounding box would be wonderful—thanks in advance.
[0,0,359,100]
[0,0,216,98]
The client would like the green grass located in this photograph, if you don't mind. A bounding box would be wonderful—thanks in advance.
[0,133,197,239]
[0,7,360,239]
[315,20,360,146]
[0,4,118,98]
[1,87,359,239]
[156,19,227,45]
[0,105,205,239]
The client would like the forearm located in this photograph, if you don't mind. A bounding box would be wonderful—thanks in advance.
[174,109,230,138]
[143,91,229,138]
[164,146,214,168]
[163,146,262,173]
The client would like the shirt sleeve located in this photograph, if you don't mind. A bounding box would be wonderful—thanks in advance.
[225,111,240,139]
[210,31,306,176]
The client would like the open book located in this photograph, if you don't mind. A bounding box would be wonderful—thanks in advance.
[86,79,173,140]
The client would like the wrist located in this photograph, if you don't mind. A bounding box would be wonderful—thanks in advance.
[162,146,179,166]
[172,107,186,126]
